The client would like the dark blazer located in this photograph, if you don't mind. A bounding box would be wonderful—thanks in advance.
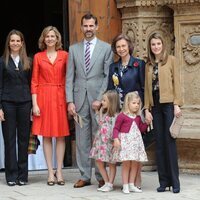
[0,56,32,109]
[107,55,145,104]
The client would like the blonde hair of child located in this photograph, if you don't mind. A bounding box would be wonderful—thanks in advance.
[122,91,142,115]
[101,90,120,117]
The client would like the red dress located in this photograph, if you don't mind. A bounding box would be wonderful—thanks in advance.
[31,50,70,137]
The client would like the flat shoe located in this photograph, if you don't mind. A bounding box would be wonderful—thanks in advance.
[98,179,105,188]
[17,180,27,186]
[7,181,16,186]
[74,179,91,188]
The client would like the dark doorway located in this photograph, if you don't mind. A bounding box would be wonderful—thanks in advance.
[0,0,69,56]
[0,0,72,167]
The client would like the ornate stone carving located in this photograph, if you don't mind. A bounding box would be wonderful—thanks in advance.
[141,21,174,58]
[116,0,200,174]
[122,21,138,47]
[182,26,200,72]
[121,19,174,59]
[116,0,200,8]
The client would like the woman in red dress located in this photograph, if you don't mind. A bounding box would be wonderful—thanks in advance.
[31,26,70,186]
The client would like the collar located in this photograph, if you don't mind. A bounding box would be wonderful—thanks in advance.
[84,37,97,46]
[11,54,20,63]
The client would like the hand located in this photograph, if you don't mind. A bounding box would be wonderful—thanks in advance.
[0,109,5,121]
[32,104,40,116]
[145,109,153,124]
[113,138,121,151]
[174,105,182,118]
[68,102,76,116]
[92,100,101,111]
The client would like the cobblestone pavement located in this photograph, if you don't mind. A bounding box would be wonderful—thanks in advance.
[0,167,199,200]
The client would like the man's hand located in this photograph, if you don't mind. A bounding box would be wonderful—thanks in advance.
[92,100,101,111]
[68,102,76,116]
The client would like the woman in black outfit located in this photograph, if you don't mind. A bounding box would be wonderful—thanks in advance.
[0,30,32,186]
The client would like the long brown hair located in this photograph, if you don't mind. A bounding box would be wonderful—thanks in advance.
[2,29,31,70]
[101,90,120,117]
[147,32,168,66]
[38,26,63,51]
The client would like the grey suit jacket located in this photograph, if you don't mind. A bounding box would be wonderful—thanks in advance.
[66,39,113,112]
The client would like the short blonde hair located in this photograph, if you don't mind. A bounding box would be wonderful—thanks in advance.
[38,26,63,51]
[122,91,142,115]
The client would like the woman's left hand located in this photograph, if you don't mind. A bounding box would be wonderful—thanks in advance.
[0,109,5,121]
[174,105,182,118]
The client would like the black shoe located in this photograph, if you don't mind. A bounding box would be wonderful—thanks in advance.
[7,181,16,186]
[157,186,171,192]
[17,180,27,186]
[173,188,180,193]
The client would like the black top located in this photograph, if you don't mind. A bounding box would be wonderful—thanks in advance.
[0,56,32,109]
[152,63,159,92]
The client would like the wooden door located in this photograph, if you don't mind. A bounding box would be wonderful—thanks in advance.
[68,0,122,45]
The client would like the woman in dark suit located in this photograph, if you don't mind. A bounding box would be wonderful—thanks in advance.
[107,33,145,191]
[0,29,32,186]
[107,33,145,105]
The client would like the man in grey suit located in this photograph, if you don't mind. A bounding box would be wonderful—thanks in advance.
[66,13,113,188]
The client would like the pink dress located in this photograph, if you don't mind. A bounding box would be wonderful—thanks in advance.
[89,114,116,163]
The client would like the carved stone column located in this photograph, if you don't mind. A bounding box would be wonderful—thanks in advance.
[116,0,174,60]
[167,1,200,173]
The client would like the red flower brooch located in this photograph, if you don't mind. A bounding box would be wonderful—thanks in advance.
[133,61,139,67]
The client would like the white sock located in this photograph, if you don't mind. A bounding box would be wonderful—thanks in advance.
[107,182,113,187]
[123,184,129,190]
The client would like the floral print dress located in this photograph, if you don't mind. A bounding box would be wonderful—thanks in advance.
[89,114,116,163]
[113,115,148,162]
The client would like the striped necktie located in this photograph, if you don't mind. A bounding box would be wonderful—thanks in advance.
[85,42,91,72]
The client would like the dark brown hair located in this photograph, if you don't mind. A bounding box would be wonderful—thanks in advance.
[3,29,31,70]
[111,33,134,55]
[81,13,98,26]
[147,32,168,66]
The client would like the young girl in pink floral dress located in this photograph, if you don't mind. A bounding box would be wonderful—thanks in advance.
[90,90,120,192]
[113,91,149,194]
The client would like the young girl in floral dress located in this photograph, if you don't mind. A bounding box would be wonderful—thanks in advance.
[90,90,120,192]
[113,91,149,194]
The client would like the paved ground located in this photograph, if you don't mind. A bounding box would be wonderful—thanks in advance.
[0,167,199,200]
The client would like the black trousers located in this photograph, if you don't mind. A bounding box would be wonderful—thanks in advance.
[152,92,180,189]
[2,101,32,182]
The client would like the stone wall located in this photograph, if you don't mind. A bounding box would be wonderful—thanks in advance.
[116,0,200,173]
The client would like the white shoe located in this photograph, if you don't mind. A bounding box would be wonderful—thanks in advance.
[101,185,113,192]
[97,184,107,191]
[129,185,142,193]
[122,184,130,194]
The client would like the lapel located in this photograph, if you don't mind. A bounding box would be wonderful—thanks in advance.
[8,57,18,70]
[77,41,85,71]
